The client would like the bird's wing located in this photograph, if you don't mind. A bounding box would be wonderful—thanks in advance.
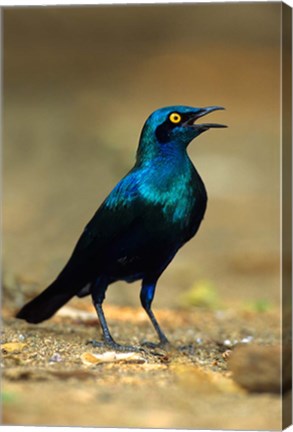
[55,170,149,285]
[71,169,147,256]
[52,169,157,291]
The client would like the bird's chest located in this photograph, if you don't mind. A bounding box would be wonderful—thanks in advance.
[139,164,206,233]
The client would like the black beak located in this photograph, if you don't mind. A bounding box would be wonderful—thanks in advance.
[187,106,227,131]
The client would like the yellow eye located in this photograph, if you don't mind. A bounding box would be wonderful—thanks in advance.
[169,112,181,124]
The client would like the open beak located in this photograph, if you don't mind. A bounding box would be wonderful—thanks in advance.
[185,106,227,131]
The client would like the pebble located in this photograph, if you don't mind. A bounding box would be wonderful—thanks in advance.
[222,350,232,360]
[241,336,253,344]
[49,353,62,363]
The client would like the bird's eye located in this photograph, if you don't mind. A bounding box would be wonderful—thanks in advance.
[169,112,181,124]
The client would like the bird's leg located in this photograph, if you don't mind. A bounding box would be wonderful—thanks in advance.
[90,277,143,352]
[140,279,170,348]
[90,276,113,346]
[93,302,115,346]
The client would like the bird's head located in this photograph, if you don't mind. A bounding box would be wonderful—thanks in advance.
[137,105,226,162]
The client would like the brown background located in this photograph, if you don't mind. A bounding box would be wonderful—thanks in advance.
[3,3,281,309]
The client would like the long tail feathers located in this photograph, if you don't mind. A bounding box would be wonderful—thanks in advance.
[16,279,76,324]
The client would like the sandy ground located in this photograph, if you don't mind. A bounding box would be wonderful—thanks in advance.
[2,299,290,430]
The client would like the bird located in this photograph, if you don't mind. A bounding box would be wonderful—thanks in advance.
[16,105,226,351]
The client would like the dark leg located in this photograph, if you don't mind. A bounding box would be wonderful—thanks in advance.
[90,276,142,352]
[140,279,169,347]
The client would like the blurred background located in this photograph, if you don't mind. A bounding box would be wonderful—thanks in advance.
[3,3,282,311]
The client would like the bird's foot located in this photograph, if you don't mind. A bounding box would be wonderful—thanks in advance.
[141,339,172,351]
[86,339,144,353]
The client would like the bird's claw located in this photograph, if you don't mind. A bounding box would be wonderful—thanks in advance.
[141,339,172,351]
[86,339,104,348]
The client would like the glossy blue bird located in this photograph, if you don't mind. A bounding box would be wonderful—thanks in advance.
[16,105,226,350]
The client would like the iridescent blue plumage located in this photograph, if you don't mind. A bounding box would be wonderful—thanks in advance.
[16,105,226,350]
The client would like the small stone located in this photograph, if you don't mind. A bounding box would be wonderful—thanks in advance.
[1,342,27,354]
[222,350,232,360]
[81,351,145,366]
[241,336,254,344]
[223,339,232,347]
[49,353,62,363]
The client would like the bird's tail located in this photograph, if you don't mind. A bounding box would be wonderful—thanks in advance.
[16,278,76,324]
